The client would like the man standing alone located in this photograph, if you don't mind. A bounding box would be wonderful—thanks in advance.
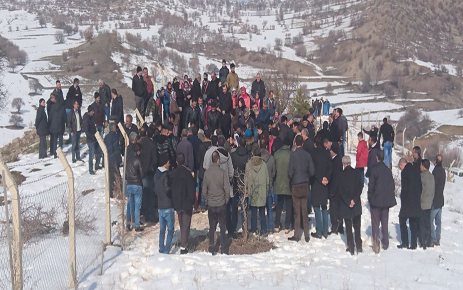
[132,66,147,122]
[378,118,394,169]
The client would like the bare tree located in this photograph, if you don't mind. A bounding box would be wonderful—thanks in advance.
[55,30,65,44]
[84,27,94,42]
[29,79,41,94]
[39,16,46,28]
[11,98,25,113]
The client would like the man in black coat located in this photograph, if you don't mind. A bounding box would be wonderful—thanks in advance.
[35,98,48,159]
[82,105,99,174]
[183,98,201,129]
[98,80,112,123]
[251,73,266,106]
[191,74,202,101]
[171,153,196,254]
[397,158,422,249]
[207,72,220,103]
[157,127,176,168]
[65,78,82,110]
[50,80,66,152]
[230,137,251,236]
[328,143,343,235]
[187,127,202,172]
[335,156,363,255]
[431,154,446,246]
[218,85,232,138]
[196,129,212,211]
[47,93,65,158]
[379,118,395,168]
[139,126,158,223]
[412,146,422,172]
[132,66,147,122]
[367,150,397,253]
[207,101,221,134]
[219,59,229,84]
[104,123,121,198]
[365,134,381,178]
[271,127,283,156]
[311,138,333,239]
[278,116,293,144]
[110,89,124,125]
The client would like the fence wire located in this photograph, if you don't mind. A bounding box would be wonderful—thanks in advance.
[0,191,13,290]
[21,181,70,290]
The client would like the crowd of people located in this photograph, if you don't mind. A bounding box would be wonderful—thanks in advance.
[34,60,446,256]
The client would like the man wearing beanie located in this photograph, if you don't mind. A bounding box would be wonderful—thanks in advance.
[91,92,105,141]
[132,65,148,122]
[82,105,100,174]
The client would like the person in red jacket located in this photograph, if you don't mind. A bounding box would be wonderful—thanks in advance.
[356,132,368,185]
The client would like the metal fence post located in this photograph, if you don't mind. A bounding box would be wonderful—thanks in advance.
[56,148,77,290]
[402,127,407,155]
[360,109,364,131]
[368,110,370,128]
[393,124,398,149]
[2,171,15,290]
[0,159,22,290]
[95,132,111,245]
[423,148,427,159]
[412,136,416,151]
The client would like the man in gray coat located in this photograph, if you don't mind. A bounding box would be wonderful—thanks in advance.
[260,139,276,233]
[420,159,435,249]
[203,151,229,255]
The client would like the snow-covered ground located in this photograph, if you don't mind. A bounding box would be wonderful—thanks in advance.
[76,142,463,290]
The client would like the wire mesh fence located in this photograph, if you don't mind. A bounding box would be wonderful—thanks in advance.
[21,181,70,290]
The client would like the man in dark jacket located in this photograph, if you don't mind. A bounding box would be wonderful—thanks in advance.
[192,74,202,101]
[207,72,220,103]
[155,153,174,253]
[82,105,100,174]
[366,134,381,178]
[196,129,212,211]
[207,101,221,134]
[379,118,395,168]
[104,123,121,198]
[51,80,65,152]
[126,143,145,232]
[35,98,48,159]
[288,135,314,242]
[218,85,232,138]
[329,143,343,235]
[139,126,158,223]
[183,98,201,129]
[301,128,314,157]
[397,158,421,250]
[157,127,176,168]
[68,100,83,163]
[367,150,397,254]
[431,154,445,246]
[251,73,266,106]
[170,153,196,254]
[132,66,147,122]
[47,93,65,158]
[187,127,201,171]
[412,146,422,172]
[311,138,333,239]
[278,116,293,144]
[203,151,230,255]
[92,92,106,137]
[121,115,138,156]
[219,59,229,85]
[335,156,363,255]
[334,108,348,156]
[98,80,111,123]
[110,89,124,125]
[65,78,82,110]
[176,129,194,171]
[230,137,251,236]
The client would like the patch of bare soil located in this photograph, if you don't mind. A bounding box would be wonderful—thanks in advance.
[437,125,463,136]
[3,125,24,130]
[30,168,42,173]
[81,189,95,196]
[191,233,275,255]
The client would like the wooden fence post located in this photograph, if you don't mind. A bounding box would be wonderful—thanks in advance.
[368,110,370,129]
[360,109,364,131]
[56,148,77,290]
[423,148,427,159]
[135,108,145,128]
[402,127,407,155]
[95,132,111,245]
[118,122,129,245]
[393,124,398,149]
[0,159,23,290]
[412,136,416,150]
[2,171,15,290]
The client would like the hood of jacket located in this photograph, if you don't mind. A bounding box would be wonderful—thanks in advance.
[217,147,230,164]
[260,149,271,163]
[236,146,249,157]
[249,156,265,173]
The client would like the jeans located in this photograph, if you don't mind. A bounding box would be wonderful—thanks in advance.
[104,105,110,123]
[96,126,104,138]
[430,207,442,243]
[341,134,346,157]
[275,194,293,230]
[266,187,274,231]
[126,185,143,228]
[250,206,266,233]
[356,167,366,185]
[420,209,432,247]
[158,208,175,254]
[313,204,329,237]
[208,205,227,253]
[384,142,393,168]
[71,131,81,161]
[197,178,205,209]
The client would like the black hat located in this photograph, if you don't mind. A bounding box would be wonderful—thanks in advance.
[158,153,170,167]
[230,63,235,68]
[88,105,95,112]
[137,66,142,73]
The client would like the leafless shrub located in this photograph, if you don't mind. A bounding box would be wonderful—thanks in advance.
[60,194,97,235]
[28,79,41,93]
[11,98,25,113]
[84,27,94,42]
[458,109,463,119]
[234,169,248,241]
[9,115,23,127]
[54,30,65,44]
[21,202,58,244]
[397,108,433,141]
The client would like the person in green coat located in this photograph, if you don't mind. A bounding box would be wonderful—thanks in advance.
[246,144,269,235]
[273,137,293,233]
